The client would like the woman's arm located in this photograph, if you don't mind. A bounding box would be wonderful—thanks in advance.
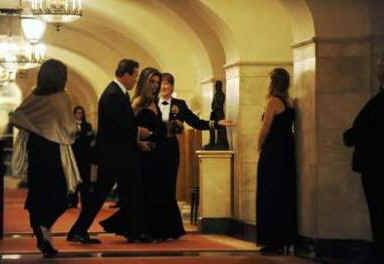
[257,98,277,151]
[131,96,142,114]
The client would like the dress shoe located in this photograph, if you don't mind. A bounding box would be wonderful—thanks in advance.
[152,238,166,243]
[125,237,141,243]
[67,203,78,209]
[139,234,154,243]
[67,233,101,244]
[32,225,58,258]
[259,245,285,256]
[109,202,121,208]
[124,234,153,243]
[37,239,58,258]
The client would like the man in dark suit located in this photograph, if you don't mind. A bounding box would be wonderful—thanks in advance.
[158,73,232,198]
[67,59,151,244]
[344,55,384,263]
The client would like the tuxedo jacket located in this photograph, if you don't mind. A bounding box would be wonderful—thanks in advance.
[168,98,210,130]
[96,81,138,169]
[343,89,384,172]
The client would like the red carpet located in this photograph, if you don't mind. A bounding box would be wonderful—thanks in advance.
[5,188,118,233]
[4,188,196,234]
[0,234,236,254]
[0,256,315,264]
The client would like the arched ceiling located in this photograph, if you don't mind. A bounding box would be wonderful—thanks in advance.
[32,0,297,98]
[2,0,326,100]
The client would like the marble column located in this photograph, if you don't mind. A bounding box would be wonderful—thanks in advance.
[293,36,374,240]
[224,61,293,224]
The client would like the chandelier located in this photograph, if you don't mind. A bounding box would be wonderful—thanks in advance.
[0,8,47,71]
[0,68,16,84]
[31,0,82,31]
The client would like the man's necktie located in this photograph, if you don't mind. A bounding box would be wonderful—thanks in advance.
[162,101,169,105]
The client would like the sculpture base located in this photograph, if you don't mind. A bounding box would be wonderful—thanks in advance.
[203,143,229,150]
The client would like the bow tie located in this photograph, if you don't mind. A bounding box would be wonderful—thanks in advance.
[161,101,169,105]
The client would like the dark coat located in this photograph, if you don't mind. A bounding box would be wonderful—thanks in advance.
[343,89,384,172]
[169,98,210,130]
[95,81,139,169]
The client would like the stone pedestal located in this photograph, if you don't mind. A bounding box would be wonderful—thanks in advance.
[196,150,234,234]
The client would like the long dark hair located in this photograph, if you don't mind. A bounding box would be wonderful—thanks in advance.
[73,105,87,123]
[34,59,67,95]
[268,68,290,98]
[133,67,161,108]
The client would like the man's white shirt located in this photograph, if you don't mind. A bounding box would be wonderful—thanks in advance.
[158,98,171,122]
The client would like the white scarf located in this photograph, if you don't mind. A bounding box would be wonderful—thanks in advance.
[11,92,81,193]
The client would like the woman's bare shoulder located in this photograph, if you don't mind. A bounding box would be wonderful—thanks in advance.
[286,97,295,108]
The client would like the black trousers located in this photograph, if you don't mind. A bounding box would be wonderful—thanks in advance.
[68,164,141,235]
[68,161,92,206]
[361,171,384,257]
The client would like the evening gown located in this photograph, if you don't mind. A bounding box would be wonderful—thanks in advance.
[137,108,186,240]
[26,132,68,229]
[100,107,185,239]
[256,97,297,247]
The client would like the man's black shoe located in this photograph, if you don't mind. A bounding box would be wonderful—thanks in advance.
[109,202,121,208]
[124,234,153,243]
[139,234,154,243]
[67,233,101,244]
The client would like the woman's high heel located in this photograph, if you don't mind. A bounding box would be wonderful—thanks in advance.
[282,244,296,256]
[33,225,58,258]
[37,239,58,258]
[260,245,284,256]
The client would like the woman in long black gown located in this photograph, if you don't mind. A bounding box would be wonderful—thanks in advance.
[256,68,297,255]
[99,67,172,241]
[133,68,185,241]
[11,59,80,257]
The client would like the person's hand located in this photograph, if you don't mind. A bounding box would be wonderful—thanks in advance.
[138,126,152,139]
[175,120,183,127]
[138,141,152,152]
[218,119,236,127]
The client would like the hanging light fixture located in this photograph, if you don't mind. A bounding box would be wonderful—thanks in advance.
[21,15,46,44]
[0,8,46,70]
[0,68,16,84]
[31,0,82,31]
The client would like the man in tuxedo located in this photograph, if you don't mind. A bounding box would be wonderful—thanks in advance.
[343,55,384,263]
[67,59,151,244]
[158,73,232,198]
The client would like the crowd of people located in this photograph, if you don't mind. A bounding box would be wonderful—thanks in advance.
[8,54,383,263]
[10,58,232,258]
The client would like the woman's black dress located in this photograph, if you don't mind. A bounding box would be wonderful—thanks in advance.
[139,108,185,240]
[256,98,297,246]
[99,107,185,239]
[26,132,68,229]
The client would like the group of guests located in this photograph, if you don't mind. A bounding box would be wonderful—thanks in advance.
[10,58,232,258]
[10,53,383,262]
